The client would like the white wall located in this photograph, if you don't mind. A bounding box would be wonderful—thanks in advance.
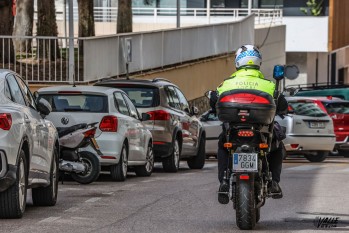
[255,25,286,80]
[283,16,328,52]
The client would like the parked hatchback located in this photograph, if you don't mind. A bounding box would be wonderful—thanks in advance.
[275,97,336,162]
[0,70,59,218]
[37,86,153,181]
[95,78,206,172]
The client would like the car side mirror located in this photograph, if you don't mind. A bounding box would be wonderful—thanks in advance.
[141,113,151,121]
[33,91,39,101]
[37,98,52,116]
[191,106,199,115]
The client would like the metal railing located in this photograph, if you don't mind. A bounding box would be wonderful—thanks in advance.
[0,15,254,83]
[51,7,282,25]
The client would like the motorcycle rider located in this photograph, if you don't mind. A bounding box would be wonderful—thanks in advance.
[209,44,288,204]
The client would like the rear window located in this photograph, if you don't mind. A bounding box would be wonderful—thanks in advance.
[40,94,108,113]
[325,102,349,114]
[288,101,327,117]
[116,86,158,108]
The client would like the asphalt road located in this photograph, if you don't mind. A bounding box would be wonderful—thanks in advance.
[1,156,349,233]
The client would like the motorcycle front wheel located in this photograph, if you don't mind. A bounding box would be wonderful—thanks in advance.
[71,151,100,184]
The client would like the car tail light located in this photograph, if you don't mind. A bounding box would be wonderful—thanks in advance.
[0,113,12,130]
[237,130,254,137]
[146,110,170,121]
[84,128,96,138]
[291,144,299,149]
[219,93,270,104]
[99,116,118,132]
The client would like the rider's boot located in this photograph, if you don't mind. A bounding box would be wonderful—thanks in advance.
[218,180,229,204]
[270,180,283,199]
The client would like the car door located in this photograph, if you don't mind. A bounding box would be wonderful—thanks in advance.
[15,76,51,177]
[200,112,221,154]
[122,93,146,161]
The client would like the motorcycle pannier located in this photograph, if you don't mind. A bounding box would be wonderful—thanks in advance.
[216,90,276,125]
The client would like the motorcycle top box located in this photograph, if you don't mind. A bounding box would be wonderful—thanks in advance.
[216,89,276,125]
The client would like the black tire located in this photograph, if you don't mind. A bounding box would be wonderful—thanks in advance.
[110,143,128,181]
[304,151,328,162]
[187,136,206,169]
[0,150,27,218]
[32,147,59,206]
[338,150,349,158]
[235,175,256,230]
[135,143,154,177]
[162,138,180,172]
[256,208,261,223]
[71,151,100,184]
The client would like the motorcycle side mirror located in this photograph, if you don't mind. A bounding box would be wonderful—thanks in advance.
[273,65,285,80]
[141,113,151,121]
[37,98,52,116]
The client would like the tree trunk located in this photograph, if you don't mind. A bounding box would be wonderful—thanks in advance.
[117,0,132,33]
[77,0,94,54]
[36,0,60,60]
[13,0,34,53]
[0,1,15,63]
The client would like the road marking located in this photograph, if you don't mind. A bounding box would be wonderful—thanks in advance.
[102,192,114,195]
[85,197,101,203]
[141,179,157,183]
[284,165,325,171]
[204,163,217,168]
[122,184,136,188]
[339,167,349,172]
[39,217,61,223]
[64,207,80,213]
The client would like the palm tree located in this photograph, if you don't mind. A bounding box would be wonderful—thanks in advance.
[0,0,15,62]
[13,0,34,53]
[77,0,95,54]
[117,0,132,33]
[36,0,60,59]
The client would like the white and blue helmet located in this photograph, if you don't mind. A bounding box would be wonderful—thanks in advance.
[235,45,262,69]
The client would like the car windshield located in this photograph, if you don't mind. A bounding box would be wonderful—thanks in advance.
[325,102,349,114]
[39,94,108,113]
[116,86,158,108]
[288,101,327,117]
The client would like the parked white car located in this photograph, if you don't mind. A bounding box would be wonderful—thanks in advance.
[0,70,59,218]
[37,86,154,181]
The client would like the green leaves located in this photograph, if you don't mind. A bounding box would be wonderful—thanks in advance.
[300,0,324,16]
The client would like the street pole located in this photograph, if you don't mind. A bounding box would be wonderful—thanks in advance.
[207,0,211,24]
[248,0,252,15]
[176,0,180,28]
[63,0,67,48]
[68,0,75,85]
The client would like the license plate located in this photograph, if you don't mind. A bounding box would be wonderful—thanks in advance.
[233,153,258,172]
[309,122,325,128]
[91,138,100,150]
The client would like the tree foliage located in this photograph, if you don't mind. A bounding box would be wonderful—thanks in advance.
[300,0,324,16]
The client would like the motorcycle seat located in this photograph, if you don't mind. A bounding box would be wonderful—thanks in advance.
[57,123,88,138]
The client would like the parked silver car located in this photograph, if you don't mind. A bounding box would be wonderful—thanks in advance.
[0,70,59,218]
[200,97,336,162]
[37,86,153,181]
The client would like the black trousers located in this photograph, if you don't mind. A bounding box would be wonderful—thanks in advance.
[217,132,285,183]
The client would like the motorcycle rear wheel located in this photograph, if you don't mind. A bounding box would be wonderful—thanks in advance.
[235,174,256,230]
[71,151,100,184]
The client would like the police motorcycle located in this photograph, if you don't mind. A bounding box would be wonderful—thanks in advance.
[213,65,286,230]
[57,123,101,184]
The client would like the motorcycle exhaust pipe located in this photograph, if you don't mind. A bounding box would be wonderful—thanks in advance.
[59,160,87,174]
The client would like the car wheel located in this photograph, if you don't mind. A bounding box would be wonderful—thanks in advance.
[338,150,349,158]
[0,150,27,218]
[71,151,101,184]
[110,143,128,181]
[162,138,180,172]
[135,143,154,177]
[187,136,206,169]
[304,151,328,162]
[32,147,59,206]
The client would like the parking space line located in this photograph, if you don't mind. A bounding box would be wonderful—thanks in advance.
[38,217,61,223]
[102,192,114,195]
[64,207,80,213]
[85,197,101,203]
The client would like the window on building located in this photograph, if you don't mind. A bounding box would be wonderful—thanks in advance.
[240,0,283,8]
